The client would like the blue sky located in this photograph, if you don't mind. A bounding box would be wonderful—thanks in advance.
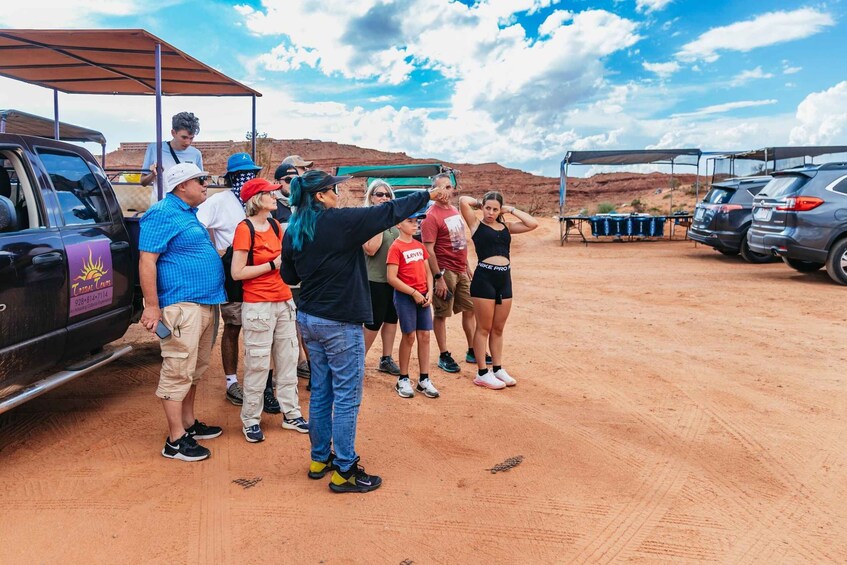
[2,1,846,176]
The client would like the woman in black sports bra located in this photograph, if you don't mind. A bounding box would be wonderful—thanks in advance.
[459,191,537,390]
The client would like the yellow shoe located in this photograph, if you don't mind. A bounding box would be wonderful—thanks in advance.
[308,454,336,480]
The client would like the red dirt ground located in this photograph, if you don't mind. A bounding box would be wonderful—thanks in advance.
[1,218,846,563]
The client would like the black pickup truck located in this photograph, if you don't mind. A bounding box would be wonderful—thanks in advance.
[0,134,139,413]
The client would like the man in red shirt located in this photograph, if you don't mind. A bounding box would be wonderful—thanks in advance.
[420,174,480,373]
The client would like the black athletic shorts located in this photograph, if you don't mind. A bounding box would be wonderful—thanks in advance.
[365,280,398,331]
[470,262,512,304]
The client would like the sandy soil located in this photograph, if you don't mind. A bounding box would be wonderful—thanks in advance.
[2,217,846,564]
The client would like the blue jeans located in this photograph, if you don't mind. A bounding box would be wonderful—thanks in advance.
[297,311,365,473]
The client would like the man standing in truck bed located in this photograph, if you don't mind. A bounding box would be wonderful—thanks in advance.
[139,163,226,462]
[140,111,203,207]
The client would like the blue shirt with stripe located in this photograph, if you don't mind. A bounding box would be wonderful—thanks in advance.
[139,193,226,308]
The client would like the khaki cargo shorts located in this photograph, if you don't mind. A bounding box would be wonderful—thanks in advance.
[156,302,216,401]
[432,269,473,317]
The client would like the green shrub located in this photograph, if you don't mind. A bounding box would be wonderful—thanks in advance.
[596,202,616,214]
[630,198,645,212]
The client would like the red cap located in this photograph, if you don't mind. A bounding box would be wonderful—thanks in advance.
[240,178,282,203]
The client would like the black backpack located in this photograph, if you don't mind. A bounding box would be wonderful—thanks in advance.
[221,218,281,303]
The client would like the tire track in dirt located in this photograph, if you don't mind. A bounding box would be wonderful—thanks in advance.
[698,406,840,563]
[568,390,710,563]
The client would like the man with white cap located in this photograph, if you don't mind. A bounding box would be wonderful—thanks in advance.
[139,163,227,462]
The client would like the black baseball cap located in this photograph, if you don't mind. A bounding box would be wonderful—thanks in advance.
[274,163,298,181]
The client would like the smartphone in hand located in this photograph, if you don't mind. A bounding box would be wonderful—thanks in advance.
[155,321,171,339]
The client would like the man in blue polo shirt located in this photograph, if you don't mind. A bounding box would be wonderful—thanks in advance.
[139,163,227,462]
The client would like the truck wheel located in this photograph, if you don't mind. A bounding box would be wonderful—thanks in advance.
[825,238,847,285]
[741,238,772,264]
[783,257,824,272]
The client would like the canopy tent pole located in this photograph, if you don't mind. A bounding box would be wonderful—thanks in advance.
[251,95,257,161]
[101,144,106,168]
[694,155,701,202]
[155,42,164,202]
[668,160,675,216]
[0,114,5,133]
[559,158,568,245]
[53,89,59,140]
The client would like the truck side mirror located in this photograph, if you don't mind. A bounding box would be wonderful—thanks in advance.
[0,195,17,232]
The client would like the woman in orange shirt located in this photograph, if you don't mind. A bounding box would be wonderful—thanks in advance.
[231,178,307,443]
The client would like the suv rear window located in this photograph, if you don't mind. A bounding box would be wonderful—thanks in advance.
[702,187,735,204]
[757,176,808,198]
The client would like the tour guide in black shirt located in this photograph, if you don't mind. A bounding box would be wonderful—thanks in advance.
[281,170,445,493]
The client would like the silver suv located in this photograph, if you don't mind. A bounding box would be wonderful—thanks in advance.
[747,162,847,284]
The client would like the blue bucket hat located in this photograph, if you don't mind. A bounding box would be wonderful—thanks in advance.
[226,153,262,173]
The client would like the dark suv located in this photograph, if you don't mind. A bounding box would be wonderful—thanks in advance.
[747,162,847,284]
[689,176,772,262]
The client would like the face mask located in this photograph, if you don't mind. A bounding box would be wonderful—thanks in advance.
[229,171,256,201]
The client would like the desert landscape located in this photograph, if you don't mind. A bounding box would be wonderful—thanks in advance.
[106,138,703,216]
[1,216,845,563]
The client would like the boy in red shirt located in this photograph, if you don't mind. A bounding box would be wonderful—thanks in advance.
[386,208,439,399]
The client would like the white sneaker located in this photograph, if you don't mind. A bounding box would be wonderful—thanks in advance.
[473,370,506,390]
[416,378,440,398]
[493,368,517,387]
[395,378,415,398]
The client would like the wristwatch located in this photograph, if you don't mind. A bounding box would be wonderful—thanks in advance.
[433,270,444,280]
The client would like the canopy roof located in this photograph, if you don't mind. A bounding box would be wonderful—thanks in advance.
[0,109,105,145]
[336,164,448,178]
[369,177,435,188]
[564,149,702,166]
[0,29,261,97]
[729,146,847,161]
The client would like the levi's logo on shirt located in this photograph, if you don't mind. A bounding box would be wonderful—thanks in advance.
[403,248,425,263]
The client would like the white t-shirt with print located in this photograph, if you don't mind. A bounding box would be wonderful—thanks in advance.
[196,190,245,251]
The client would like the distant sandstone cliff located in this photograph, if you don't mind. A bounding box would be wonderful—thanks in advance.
[107,138,702,215]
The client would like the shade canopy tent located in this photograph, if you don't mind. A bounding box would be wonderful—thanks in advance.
[559,149,702,245]
[0,109,105,144]
[335,163,458,193]
[0,28,262,199]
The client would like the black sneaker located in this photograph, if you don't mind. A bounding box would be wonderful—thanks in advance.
[263,388,281,414]
[329,459,382,493]
[308,453,338,480]
[466,349,493,364]
[186,419,222,440]
[162,433,211,461]
[378,356,401,375]
[437,351,461,373]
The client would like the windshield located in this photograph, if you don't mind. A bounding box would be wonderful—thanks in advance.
[758,175,807,198]
[702,187,734,204]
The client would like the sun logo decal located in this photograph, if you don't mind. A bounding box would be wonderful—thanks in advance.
[74,246,109,282]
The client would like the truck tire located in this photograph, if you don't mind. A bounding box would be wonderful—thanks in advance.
[783,257,824,272]
[741,237,772,264]
[825,238,847,285]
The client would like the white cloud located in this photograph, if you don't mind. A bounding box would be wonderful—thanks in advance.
[783,66,802,75]
[676,8,834,63]
[636,0,673,14]
[643,61,680,78]
[3,0,148,27]
[790,81,847,145]
[671,99,778,119]
[730,66,774,86]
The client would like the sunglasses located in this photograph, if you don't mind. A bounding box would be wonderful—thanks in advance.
[194,176,208,185]
[280,176,296,184]
[372,191,392,198]
[320,185,338,195]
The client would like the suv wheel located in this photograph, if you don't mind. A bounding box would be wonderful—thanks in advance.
[782,257,824,272]
[825,238,847,285]
[740,238,773,264]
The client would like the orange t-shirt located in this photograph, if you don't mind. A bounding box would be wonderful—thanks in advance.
[232,220,292,303]
[386,238,429,294]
